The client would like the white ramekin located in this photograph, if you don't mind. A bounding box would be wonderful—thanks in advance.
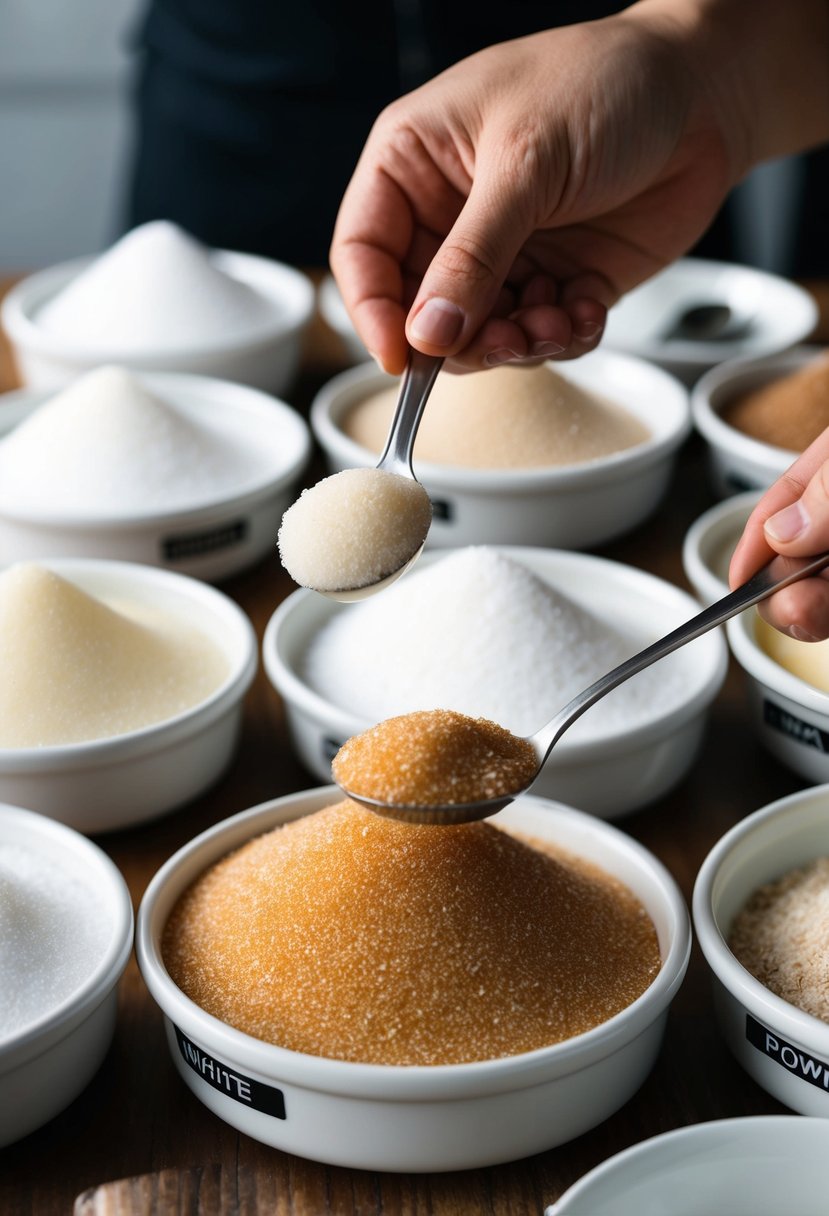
[693,784,829,1115]
[0,804,133,1146]
[137,786,690,1172]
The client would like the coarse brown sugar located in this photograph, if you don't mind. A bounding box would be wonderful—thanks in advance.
[162,799,661,1066]
[332,709,539,806]
[722,353,829,452]
[728,855,829,1022]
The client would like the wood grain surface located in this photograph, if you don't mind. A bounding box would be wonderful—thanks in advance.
[0,277,825,1216]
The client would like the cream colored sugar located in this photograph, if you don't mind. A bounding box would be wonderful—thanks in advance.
[278,467,432,592]
[162,800,661,1066]
[755,615,829,692]
[0,564,229,747]
[342,365,650,469]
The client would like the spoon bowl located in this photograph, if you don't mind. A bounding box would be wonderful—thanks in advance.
[338,549,829,823]
[278,348,440,600]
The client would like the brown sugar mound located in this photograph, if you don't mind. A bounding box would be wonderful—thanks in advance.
[332,709,538,806]
[722,353,829,452]
[162,800,661,1066]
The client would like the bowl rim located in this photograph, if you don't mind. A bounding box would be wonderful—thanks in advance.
[545,1114,829,1214]
[681,489,762,602]
[690,346,827,470]
[603,257,819,367]
[264,545,728,761]
[726,610,829,714]
[0,557,258,771]
[136,785,691,1099]
[692,782,829,1055]
[0,803,134,1072]
[0,249,316,362]
[0,371,312,527]
[310,351,692,491]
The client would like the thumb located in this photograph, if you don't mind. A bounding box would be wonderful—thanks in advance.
[406,175,531,356]
[764,461,829,556]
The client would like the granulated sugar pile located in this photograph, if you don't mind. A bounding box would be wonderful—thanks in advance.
[0,843,112,1042]
[37,221,274,351]
[162,799,660,1065]
[303,547,686,738]
[0,366,266,515]
[342,364,650,468]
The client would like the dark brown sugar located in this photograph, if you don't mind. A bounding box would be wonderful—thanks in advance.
[162,800,661,1066]
[332,709,539,806]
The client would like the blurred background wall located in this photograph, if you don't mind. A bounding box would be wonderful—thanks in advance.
[0,0,819,277]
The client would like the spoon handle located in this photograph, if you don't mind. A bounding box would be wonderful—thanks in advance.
[534,549,829,759]
[377,350,443,475]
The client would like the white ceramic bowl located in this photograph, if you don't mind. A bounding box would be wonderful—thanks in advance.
[0,804,133,1146]
[0,558,257,832]
[317,275,369,365]
[727,608,829,783]
[137,785,690,1172]
[690,347,826,497]
[310,351,691,550]
[0,372,311,581]
[1,252,315,395]
[603,258,818,384]
[681,490,761,604]
[693,784,829,1115]
[546,1116,829,1215]
[264,546,727,819]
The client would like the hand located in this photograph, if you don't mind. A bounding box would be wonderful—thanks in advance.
[330,7,738,374]
[730,431,829,642]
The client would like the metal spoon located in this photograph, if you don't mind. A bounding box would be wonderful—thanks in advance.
[338,549,829,824]
[662,302,754,343]
[320,348,443,603]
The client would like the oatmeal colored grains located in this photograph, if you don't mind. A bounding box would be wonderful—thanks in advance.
[332,709,538,806]
[342,364,650,469]
[729,856,829,1022]
[162,800,661,1066]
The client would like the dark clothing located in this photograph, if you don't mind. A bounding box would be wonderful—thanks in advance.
[127,2,626,265]
[126,1,828,275]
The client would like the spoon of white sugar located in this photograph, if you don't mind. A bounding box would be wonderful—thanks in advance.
[278,349,440,600]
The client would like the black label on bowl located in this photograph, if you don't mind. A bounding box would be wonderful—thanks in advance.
[173,1025,286,1118]
[746,1014,829,1090]
[763,699,828,753]
[162,519,249,561]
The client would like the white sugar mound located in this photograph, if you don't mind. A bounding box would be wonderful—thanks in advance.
[37,221,274,351]
[303,547,687,739]
[0,366,265,515]
[278,467,432,592]
[0,844,112,1041]
[0,563,229,746]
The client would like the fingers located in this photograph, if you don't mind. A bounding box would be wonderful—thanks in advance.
[730,428,829,640]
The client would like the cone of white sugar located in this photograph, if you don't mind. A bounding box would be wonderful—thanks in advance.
[37,221,274,351]
[0,366,264,515]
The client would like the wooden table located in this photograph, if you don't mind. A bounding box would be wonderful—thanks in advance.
[0,295,817,1215]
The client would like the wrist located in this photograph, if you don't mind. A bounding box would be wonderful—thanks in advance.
[621,0,829,174]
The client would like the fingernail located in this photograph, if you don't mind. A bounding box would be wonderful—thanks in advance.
[790,625,819,643]
[574,320,603,341]
[765,501,809,542]
[410,298,464,348]
[530,340,566,358]
[485,348,521,367]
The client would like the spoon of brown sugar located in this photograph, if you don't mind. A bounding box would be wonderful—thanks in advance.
[334,549,829,825]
